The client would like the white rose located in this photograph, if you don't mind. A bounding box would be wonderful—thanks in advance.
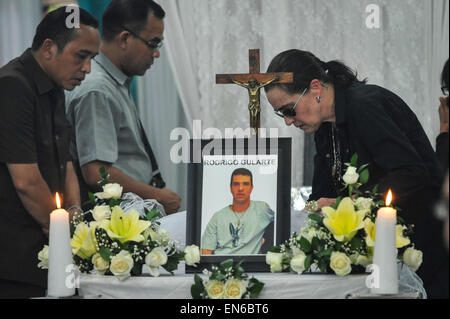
[96,183,123,199]
[290,251,307,274]
[184,245,200,266]
[145,247,168,277]
[403,247,423,272]
[354,197,374,212]
[37,245,49,269]
[91,205,111,221]
[110,250,134,281]
[330,252,352,276]
[155,228,171,245]
[92,253,110,275]
[224,278,248,299]
[204,280,225,299]
[266,252,284,273]
[343,166,359,185]
[291,246,303,257]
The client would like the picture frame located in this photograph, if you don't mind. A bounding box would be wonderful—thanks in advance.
[186,138,291,272]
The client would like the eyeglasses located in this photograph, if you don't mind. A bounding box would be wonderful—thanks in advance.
[121,25,163,51]
[274,88,308,118]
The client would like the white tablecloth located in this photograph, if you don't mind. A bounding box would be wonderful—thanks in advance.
[78,262,425,299]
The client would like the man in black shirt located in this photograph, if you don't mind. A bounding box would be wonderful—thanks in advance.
[0,7,100,298]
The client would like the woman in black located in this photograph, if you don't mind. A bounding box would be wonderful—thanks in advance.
[264,49,446,298]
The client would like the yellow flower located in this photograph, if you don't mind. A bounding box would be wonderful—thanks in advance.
[71,222,97,259]
[364,218,376,247]
[322,197,365,242]
[364,218,411,248]
[224,279,247,299]
[101,206,151,244]
[395,225,411,248]
[205,280,225,299]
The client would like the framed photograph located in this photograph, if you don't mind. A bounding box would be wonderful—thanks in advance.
[186,138,291,272]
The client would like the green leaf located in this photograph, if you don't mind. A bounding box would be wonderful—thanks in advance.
[212,273,226,282]
[304,254,312,271]
[359,169,370,184]
[163,257,179,273]
[191,285,204,299]
[99,247,112,262]
[372,184,379,195]
[350,153,358,167]
[308,213,323,224]
[220,259,233,270]
[194,274,203,287]
[357,163,369,173]
[131,262,143,276]
[88,192,96,202]
[146,208,161,221]
[318,258,328,273]
[248,278,265,297]
[299,237,312,253]
[317,248,333,258]
[350,236,363,251]
[269,246,281,253]
[311,237,320,251]
[109,198,120,208]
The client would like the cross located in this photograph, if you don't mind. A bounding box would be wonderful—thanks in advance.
[216,49,293,137]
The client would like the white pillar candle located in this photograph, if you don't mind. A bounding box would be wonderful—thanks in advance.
[371,190,398,294]
[47,193,75,297]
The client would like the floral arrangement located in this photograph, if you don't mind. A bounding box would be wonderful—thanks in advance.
[191,259,264,299]
[38,167,200,280]
[266,154,423,276]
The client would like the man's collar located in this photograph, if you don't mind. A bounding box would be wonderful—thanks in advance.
[95,51,132,88]
[19,48,57,95]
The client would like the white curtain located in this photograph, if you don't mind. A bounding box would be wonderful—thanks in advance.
[139,0,449,193]
[0,0,42,66]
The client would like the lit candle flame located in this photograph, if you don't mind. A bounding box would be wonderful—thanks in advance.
[55,192,61,209]
[385,189,393,206]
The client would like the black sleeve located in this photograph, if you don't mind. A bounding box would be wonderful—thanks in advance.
[350,90,437,202]
[436,132,449,172]
[0,76,37,164]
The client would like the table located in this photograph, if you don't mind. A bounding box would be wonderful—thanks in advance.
[78,263,425,299]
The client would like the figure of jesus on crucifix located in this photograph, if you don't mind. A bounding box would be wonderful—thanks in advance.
[232,77,279,134]
[216,49,293,137]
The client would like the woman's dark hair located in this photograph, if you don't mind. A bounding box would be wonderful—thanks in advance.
[230,168,253,187]
[264,49,366,94]
[31,6,98,52]
[102,0,165,42]
[441,59,449,95]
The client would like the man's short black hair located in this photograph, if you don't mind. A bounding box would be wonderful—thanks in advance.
[31,6,99,52]
[230,168,253,186]
[102,0,165,42]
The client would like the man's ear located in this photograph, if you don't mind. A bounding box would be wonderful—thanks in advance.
[116,31,130,50]
[40,39,59,60]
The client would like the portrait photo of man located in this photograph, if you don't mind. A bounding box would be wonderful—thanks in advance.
[201,167,276,256]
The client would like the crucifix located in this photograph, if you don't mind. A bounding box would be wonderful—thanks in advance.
[216,49,293,137]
